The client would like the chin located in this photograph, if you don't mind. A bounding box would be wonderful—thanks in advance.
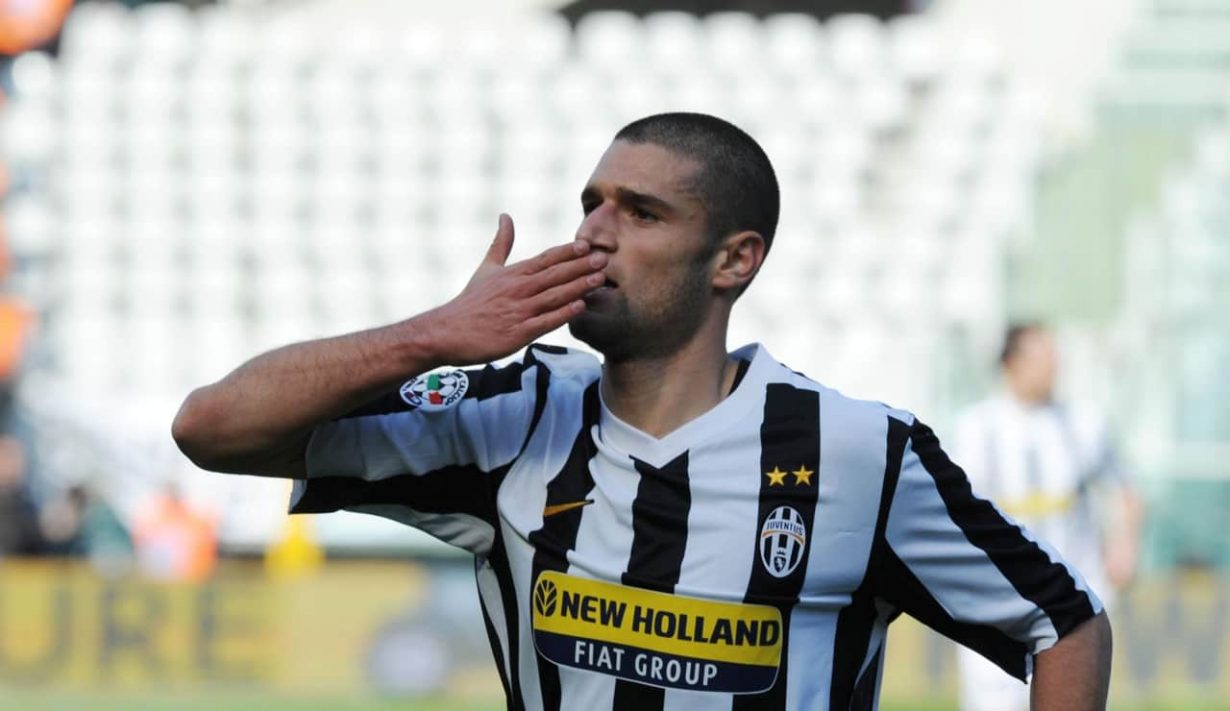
[568,315,621,356]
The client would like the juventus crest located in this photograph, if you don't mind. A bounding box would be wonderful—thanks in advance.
[759,505,808,578]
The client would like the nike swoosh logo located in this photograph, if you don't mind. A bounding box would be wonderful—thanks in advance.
[542,499,595,518]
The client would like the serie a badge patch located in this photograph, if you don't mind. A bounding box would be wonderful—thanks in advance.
[399,369,469,410]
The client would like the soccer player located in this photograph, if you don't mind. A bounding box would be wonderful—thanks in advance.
[952,323,1141,711]
[173,113,1112,711]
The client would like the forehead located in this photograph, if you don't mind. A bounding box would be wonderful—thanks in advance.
[1016,329,1057,358]
[585,140,701,202]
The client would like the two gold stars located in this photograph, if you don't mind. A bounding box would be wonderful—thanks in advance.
[765,465,814,486]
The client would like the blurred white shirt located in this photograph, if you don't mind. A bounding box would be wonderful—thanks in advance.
[951,394,1126,605]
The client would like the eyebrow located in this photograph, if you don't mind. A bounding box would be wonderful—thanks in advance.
[581,186,678,216]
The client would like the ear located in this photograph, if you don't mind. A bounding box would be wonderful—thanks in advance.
[710,230,766,294]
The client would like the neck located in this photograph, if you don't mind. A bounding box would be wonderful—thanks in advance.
[1006,383,1050,407]
[600,318,737,439]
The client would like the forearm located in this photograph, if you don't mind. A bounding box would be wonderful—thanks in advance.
[1118,489,1145,551]
[172,316,440,477]
[173,220,604,478]
[1031,612,1112,710]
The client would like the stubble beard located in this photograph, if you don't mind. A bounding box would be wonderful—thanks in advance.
[569,264,711,364]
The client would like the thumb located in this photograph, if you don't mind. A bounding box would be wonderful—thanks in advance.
[484,213,515,267]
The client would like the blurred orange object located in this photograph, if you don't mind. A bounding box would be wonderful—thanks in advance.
[0,297,33,380]
[0,214,12,279]
[0,0,73,55]
[132,487,219,583]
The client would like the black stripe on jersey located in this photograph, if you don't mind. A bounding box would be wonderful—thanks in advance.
[850,646,882,711]
[521,350,553,457]
[289,463,496,522]
[828,415,910,710]
[729,358,751,394]
[527,343,569,356]
[908,421,1097,639]
[486,345,566,711]
[476,556,515,707]
[613,452,692,709]
[622,453,691,592]
[880,544,1028,678]
[485,537,526,711]
[733,384,822,711]
[527,382,602,711]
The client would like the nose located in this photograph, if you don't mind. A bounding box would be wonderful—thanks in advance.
[575,202,617,253]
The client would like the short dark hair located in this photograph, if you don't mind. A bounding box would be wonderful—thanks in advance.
[614,113,780,255]
[1000,321,1046,365]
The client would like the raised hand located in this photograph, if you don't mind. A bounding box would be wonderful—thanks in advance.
[416,214,607,366]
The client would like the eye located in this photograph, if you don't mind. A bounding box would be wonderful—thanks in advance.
[629,205,658,222]
[582,199,600,215]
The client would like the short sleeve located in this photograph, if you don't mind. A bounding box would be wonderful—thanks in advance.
[871,419,1103,681]
[288,348,548,555]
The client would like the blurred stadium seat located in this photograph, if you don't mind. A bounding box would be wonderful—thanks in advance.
[0,5,1087,550]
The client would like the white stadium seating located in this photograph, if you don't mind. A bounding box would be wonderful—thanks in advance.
[1,6,1035,548]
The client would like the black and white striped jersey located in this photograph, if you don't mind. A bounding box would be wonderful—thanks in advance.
[291,343,1103,711]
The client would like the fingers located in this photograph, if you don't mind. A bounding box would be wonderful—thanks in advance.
[484,214,515,267]
[529,270,604,314]
[518,238,592,275]
[529,249,607,293]
[522,299,586,339]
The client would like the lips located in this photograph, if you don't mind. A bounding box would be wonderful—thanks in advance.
[585,275,617,299]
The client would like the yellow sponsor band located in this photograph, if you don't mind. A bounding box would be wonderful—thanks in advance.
[532,571,781,668]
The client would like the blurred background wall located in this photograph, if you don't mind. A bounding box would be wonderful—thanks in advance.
[0,0,1227,709]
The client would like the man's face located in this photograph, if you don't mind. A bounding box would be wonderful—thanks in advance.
[1005,328,1059,403]
[567,140,716,362]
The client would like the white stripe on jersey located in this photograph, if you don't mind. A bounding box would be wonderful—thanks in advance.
[476,557,515,692]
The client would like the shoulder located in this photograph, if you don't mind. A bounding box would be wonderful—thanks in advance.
[515,343,602,402]
[523,343,600,376]
[756,346,916,446]
[522,343,601,383]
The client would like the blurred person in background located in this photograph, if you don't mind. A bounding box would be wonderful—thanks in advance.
[40,482,133,574]
[174,113,1111,711]
[952,322,1144,711]
[0,433,43,556]
[132,482,217,583]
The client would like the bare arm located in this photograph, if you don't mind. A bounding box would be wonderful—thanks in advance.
[171,215,607,477]
[1105,487,1145,589]
[1030,611,1112,711]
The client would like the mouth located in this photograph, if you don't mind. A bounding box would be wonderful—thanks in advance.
[585,276,618,299]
